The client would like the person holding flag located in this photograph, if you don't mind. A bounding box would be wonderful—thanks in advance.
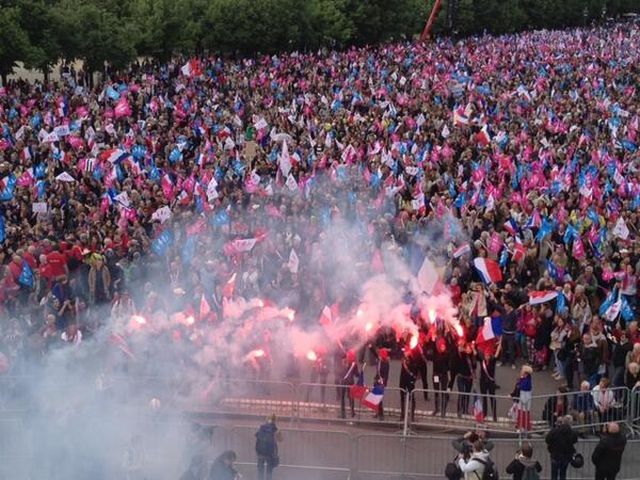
[373,348,390,420]
[340,350,360,419]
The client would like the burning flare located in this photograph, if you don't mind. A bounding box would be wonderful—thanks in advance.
[306,350,317,361]
[409,333,419,350]
[132,315,147,325]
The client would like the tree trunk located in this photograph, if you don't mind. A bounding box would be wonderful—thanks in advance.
[0,73,6,87]
[43,68,50,84]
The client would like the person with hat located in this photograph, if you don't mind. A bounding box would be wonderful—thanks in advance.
[432,335,451,417]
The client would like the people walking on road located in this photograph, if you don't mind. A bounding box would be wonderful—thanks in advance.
[545,415,578,480]
[591,422,627,480]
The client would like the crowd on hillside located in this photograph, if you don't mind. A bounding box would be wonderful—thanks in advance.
[0,20,639,429]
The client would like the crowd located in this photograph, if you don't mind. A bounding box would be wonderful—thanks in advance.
[449,419,627,480]
[0,19,639,437]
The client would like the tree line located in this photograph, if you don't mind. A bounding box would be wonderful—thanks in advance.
[0,0,638,85]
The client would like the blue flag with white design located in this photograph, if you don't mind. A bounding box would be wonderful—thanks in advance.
[0,214,4,243]
[18,261,34,288]
[151,230,173,257]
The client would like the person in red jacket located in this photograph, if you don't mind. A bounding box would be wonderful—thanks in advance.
[45,243,68,280]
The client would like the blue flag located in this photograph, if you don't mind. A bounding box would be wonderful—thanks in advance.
[599,288,618,318]
[181,236,197,265]
[621,296,635,322]
[212,209,230,226]
[151,230,173,257]
[18,261,34,288]
[546,259,560,281]
[0,214,4,243]
[556,292,568,315]
[499,248,509,268]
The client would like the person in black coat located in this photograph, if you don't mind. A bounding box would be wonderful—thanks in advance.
[374,348,390,419]
[591,422,627,480]
[506,443,542,480]
[208,451,239,480]
[545,415,578,480]
[339,350,360,419]
[432,337,450,417]
[400,349,418,421]
[451,342,476,417]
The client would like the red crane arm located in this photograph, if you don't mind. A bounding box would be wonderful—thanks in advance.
[420,0,443,42]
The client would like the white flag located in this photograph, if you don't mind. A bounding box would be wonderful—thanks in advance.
[442,124,451,138]
[151,206,172,224]
[285,174,298,192]
[55,172,75,182]
[114,191,130,208]
[232,238,257,252]
[207,177,219,202]
[54,125,70,137]
[279,140,292,177]
[613,217,630,240]
[288,249,299,274]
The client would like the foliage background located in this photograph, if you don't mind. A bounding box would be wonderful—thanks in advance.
[0,0,638,83]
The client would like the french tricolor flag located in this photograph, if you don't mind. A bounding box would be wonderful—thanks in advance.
[473,396,485,423]
[99,148,128,165]
[361,384,384,411]
[476,316,502,344]
[528,290,559,305]
[452,243,471,258]
[473,257,503,284]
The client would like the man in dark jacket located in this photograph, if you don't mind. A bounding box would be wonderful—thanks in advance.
[591,422,627,480]
[208,451,238,480]
[255,415,282,480]
[506,443,542,480]
[545,415,578,480]
[498,301,519,369]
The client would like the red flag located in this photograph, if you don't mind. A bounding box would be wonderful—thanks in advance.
[222,273,236,298]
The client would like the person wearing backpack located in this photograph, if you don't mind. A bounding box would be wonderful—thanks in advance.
[506,443,542,480]
[255,414,282,480]
[457,440,497,480]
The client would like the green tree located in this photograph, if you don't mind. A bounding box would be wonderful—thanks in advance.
[302,0,353,50]
[19,0,61,83]
[52,0,138,85]
[0,6,31,85]
[132,0,198,61]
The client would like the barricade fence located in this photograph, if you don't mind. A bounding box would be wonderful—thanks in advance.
[1,419,640,479]
[3,374,640,435]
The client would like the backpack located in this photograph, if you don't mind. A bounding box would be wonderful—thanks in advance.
[522,464,540,480]
[255,424,276,457]
[475,458,499,480]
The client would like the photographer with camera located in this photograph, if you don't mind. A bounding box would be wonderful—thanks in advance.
[506,443,541,480]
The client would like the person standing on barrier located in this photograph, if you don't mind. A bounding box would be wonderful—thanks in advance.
[400,348,418,422]
[306,346,329,405]
[374,348,390,419]
[452,341,476,417]
[545,415,578,480]
[255,415,282,480]
[591,422,627,480]
[339,350,360,419]
[432,336,450,417]
[479,351,498,422]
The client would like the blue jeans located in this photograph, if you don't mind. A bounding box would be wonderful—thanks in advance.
[551,459,569,480]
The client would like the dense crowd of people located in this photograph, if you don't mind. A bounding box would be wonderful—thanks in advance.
[0,20,639,438]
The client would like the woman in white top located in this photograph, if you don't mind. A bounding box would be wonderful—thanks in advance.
[592,377,616,426]
[457,440,491,480]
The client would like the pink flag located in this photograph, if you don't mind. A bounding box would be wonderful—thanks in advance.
[114,98,132,119]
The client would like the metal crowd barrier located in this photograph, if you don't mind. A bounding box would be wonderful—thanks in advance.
[1,419,640,479]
